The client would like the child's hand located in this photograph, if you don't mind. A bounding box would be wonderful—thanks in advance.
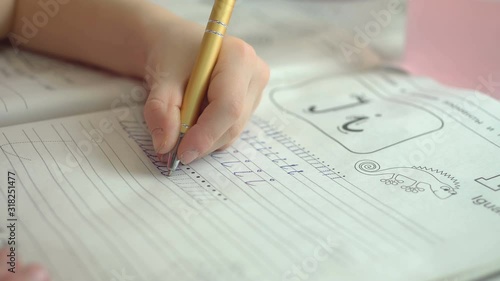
[3,0,270,165]
[143,18,270,164]
[0,247,50,281]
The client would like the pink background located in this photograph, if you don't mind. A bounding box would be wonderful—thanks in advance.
[402,0,500,99]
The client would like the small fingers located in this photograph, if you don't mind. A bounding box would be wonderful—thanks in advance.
[177,78,250,164]
[210,56,270,152]
[143,81,183,155]
[178,40,271,164]
[209,107,252,153]
[177,39,257,164]
[252,57,271,111]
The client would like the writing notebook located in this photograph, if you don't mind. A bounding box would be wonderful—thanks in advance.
[1,68,499,281]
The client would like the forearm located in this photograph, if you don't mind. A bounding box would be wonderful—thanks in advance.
[9,0,182,78]
[0,0,16,38]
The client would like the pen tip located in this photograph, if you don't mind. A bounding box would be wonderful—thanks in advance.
[162,133,184,177]
[165,152,180,177]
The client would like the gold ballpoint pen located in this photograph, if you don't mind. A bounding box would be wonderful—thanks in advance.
[166,0,236,176]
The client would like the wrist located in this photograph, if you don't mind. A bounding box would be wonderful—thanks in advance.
[139,4,204,77]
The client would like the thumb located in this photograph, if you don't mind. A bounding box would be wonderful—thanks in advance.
[143,81,183,155]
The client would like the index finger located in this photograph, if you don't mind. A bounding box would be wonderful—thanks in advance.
[176,41,256,164]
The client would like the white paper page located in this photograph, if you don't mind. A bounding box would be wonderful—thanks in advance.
[256,68,500,280]
[0,46,144,127]
[1,69,500,281]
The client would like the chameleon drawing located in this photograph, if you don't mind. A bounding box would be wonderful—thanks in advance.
[355,160,459,200]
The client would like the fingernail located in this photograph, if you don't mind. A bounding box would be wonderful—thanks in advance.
[157,153,166,163]
[157,151,172,164]
[180,150,199,165]
[151,128,168,154]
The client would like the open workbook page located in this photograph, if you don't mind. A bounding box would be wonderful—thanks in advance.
[1,69,499,281]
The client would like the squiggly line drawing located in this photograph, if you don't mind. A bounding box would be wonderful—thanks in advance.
[1,140,72,161]
[355,160,459,200]
[2,150,30,161]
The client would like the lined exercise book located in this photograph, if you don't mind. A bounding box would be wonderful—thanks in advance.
[1,0,500,279]
[1,45,500,281]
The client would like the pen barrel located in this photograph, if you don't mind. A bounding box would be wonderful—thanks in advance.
[180,0,236,134]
